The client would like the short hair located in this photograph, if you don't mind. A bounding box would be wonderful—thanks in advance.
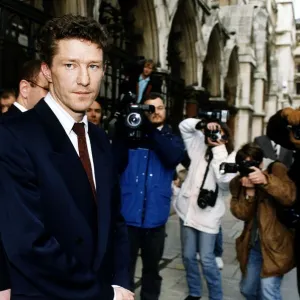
[144,92,165,104]
[0,88,16,99]
[144,59,155,69]
[38,14,110,66]
[19,59,43,83]
[236,142,264,165]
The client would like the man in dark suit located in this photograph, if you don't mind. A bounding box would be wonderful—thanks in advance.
[254,121,294,168]
[0,15,132,300]
[0,59,49,300]
[4,59,48,118]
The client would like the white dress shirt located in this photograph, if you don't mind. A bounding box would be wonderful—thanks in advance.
[14,102,27,112]
[44,93,96,186]
[271,140,281,158]
[44,93,120,299]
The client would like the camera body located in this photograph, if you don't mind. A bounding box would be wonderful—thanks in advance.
[197,189,218,209]
[204,129,223,142]
[125,104,155,139]
[288,125,300,140]
[198,110,230,142]
[198,110,230,124]
[219,160,260,177]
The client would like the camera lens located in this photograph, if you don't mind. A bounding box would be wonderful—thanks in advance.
[126,112,142,129]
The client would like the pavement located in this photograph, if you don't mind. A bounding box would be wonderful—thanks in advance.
[133,199,299,300]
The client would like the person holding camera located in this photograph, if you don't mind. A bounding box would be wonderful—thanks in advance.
[174,117,236,300]
[112,92,185,300]
[230,143,296,300]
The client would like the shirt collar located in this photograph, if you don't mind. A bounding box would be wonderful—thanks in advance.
[139,74,150,82]
[14,101,27,112]
[44,92,88,136]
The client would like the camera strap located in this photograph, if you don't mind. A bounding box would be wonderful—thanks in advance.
[199,157,219,196]
[200,158,212,191]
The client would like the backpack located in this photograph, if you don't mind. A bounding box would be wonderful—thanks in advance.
[267,161,300,229]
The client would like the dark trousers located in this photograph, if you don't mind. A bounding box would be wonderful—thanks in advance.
[127,225,165,300]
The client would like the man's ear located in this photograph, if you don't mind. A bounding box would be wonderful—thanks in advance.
[41,62,52,83]
[19,80,29,99]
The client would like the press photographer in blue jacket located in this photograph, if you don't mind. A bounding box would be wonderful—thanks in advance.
[112,92,185,300]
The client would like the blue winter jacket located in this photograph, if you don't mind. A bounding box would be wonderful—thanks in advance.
[116,125,185,228]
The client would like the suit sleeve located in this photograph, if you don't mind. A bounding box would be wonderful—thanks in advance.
[0,126,112,299]
[111,176,130,288]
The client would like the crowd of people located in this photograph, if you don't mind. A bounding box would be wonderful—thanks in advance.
[0,13,300,300]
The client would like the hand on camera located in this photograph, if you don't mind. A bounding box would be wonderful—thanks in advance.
[240,176,255,188]
[206,122,226,146]
[248,167,267,185]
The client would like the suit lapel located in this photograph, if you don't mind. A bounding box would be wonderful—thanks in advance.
[34,100,97,230]
[262,137,277,160]
[88,124,112,270]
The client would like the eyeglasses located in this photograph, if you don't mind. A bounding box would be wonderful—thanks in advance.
[25,79,49,92]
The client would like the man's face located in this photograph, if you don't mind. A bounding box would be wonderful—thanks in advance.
[42,39,104,117]
[1,95,16,113]
[87,100,102,125]
[144,97,166,127]
[142,63,153,77]
[26,72,49,109]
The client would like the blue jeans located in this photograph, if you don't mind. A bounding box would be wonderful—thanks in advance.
[180,221,223,300]
[240,240,283,300]
[214,226,223,257]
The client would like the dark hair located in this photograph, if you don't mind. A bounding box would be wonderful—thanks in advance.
[19,59,43,83]
[38,14,110,66]
[144,92,165,104]
[0,88,16,99]
[236,142,264,165]
[205,123,234,160]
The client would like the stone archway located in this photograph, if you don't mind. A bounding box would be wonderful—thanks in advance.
[128,0,159,62]
[166,0,198,126]
[224,46,239,106]
[167,0,198,85]
[202,24,222,97]
[224,46,239,136]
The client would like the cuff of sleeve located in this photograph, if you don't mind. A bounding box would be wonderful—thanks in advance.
[112,285,121,300]
[211,144,228,160]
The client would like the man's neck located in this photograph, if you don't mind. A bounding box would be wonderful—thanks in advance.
[49,91,84,123]
[16,97,27,110]
[141,73,149,80]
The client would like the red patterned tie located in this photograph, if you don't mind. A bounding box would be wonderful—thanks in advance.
[72,123,97,202]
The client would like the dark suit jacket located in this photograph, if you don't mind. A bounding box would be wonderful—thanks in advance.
[4,104,23,117]
[0,100,129,300]
[0,103,22,291]
[254,135,293,169]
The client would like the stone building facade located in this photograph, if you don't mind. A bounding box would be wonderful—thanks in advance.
[294,19,300,107]
[0,0,297,149]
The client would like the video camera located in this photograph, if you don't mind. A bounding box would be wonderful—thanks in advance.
[197,110,230,142]
[111,91,155,140]
[125,103,155,139]
[219,160,260,177]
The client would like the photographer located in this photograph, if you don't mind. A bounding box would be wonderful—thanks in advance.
[112,92,185,300]
[230,143,296,300]
[174,117,236,300]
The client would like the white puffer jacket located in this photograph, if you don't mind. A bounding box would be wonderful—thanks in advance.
[173,118,236,234]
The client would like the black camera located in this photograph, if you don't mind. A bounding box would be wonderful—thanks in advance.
[204,129,224,142]
[125,104,155,139]
[219,160,260,177]
[288,125,300,140]
[198,110,230,123]
[197,189,218,209]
